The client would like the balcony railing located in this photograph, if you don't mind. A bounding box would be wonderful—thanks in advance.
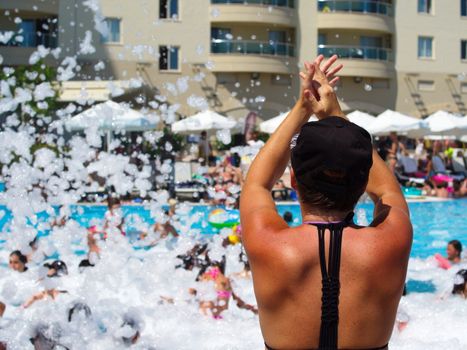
[212,39,295,57]
[0,31,58,48]
[318,0,393,16]
[318,45,393,61]
[211,0,295,8]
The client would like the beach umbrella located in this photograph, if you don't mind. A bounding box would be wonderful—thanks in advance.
[346,110,375,133]
[66,100,158,132]
[171,110,236,134]
[423,110,467,137]
[259,111,318,134]
[368,109,425,136]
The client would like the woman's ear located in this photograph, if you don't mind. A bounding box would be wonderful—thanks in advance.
[290,167,297,191]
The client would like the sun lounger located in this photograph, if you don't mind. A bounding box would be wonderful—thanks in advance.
[396,156,425,186]
[452,155,467,175]
[432,156,465,181]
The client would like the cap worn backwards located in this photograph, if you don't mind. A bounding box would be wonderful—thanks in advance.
[291,116,373,200]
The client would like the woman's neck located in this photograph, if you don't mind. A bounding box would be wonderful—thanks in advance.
[301,208,349,223]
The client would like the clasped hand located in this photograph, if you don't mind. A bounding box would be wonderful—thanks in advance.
[299,55,346,120]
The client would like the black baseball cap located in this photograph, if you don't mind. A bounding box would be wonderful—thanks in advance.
[291,117,373,205]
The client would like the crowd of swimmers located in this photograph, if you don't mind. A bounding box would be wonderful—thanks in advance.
[0,195,258,348]
[0,194,466,347]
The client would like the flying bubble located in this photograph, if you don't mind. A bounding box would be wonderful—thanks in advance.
[216,129,232,145]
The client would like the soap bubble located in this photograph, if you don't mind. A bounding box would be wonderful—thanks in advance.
[216,129,232,145]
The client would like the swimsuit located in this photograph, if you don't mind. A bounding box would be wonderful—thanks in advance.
[216,290,232,299]
[264,213,388,350]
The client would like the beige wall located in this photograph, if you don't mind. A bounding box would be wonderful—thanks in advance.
[394,0,467,116]
[395,0,467,74]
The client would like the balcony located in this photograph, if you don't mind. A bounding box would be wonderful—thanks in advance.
[318,45,394,78]
[318,45,393,61]
[318,0,393,16]
[317,0,394,33]
[212,0,294,8]
[212,39,294,57]
[0,32,58,49]
[210,40,295,73]
[210,0,296,26]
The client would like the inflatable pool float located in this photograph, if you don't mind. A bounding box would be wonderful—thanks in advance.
[403,187,425,200]
[208,208,239,229]
[434,253,451,270]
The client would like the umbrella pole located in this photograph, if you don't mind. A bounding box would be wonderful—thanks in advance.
[107,131,112,152]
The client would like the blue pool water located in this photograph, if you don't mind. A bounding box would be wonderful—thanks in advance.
[0,199,465,258]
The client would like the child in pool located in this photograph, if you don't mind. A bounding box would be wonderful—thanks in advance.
[197,259,257,318]
[435,240,463,269]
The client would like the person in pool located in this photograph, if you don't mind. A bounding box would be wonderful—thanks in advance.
[9,250,28,273]
[452,269,467,298]
[282,211,293,225]
[23,260,69,309]
[197,258,258,318]
[103,196,125,236]
[447,240,463,264]
[436,239,464,269]
[240,55,412,350]
[0,301,5,317]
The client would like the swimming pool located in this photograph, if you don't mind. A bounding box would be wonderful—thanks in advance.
[0,199,465,258]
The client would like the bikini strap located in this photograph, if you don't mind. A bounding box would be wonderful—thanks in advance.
[307,212,354,350]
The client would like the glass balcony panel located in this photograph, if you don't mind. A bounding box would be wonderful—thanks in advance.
[211,0,294,8]
[211,39,294,57]
[317,45,392,62]
[317,0,393,16]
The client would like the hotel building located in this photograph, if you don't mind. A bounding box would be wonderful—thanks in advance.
[1,0,467,121]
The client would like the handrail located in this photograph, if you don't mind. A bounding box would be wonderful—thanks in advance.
[211,39,295,57]
[317,0,393,16]
[211,0,294,9]
[318,45,393,61]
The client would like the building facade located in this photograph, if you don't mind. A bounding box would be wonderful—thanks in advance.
[1,0,467,120]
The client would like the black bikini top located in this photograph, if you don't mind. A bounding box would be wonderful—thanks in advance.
[302,212,354,350]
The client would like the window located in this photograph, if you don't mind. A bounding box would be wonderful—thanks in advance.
[20,20,37,47]
[8,17,58,48]
[418,36,433,58]
[159,46,179,71]
[462,40,467,60]
[462,0,467,16]
[418,0,432,13]
[101,18,120,43]
[461,83,467,94]
[418,80,435,91]
[160,0,178,19]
